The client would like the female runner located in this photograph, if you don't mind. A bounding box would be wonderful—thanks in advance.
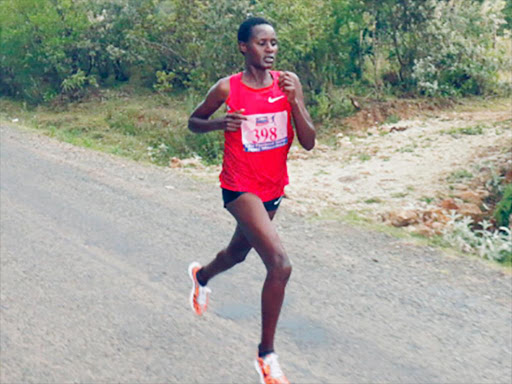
[187,17,315,384]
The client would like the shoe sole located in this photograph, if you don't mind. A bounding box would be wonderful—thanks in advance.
[254,359,266,384]
[188,261,201,315]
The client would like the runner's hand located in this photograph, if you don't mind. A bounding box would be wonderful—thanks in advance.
[221,109,246,132]
[278,72,303,105]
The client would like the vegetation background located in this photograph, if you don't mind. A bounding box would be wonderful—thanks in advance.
[1,0,511,103]
[1,0,511,262]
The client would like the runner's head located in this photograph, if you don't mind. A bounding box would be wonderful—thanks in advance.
[238,17,277,69]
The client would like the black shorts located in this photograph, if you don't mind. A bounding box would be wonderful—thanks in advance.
[222,188,283,212]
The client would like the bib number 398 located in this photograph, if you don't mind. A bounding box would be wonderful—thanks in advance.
[253,126,278,142]
[241,111,288,152]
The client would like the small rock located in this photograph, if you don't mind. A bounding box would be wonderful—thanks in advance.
[430,222,445,234]
[476,188,490,199]
[287,150,309,160]
[422,208,449,224]
[181,158,204,168]
[439,198,459,211]
[412,224,434,237]
[389,126,410,132]
[388,210,420,227]
[452,183,469,191]
[315,144,330,152]
[458,203,483,219]
[169,157,182,168]
[338,175,359,183]
[456,190,482,205]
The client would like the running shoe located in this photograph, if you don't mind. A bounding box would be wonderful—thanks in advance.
[188,261,211,316]
[254,353,290,384]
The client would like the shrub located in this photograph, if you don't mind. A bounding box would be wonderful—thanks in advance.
[494,183,512,228]
[1,0,510,103]
[61,70,98,100]
[412,0,509,96]
[443,213,512,263]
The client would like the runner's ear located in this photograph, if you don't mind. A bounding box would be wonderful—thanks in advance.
[239,41,247,55]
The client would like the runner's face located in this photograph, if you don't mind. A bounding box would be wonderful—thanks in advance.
[241,24,278,69]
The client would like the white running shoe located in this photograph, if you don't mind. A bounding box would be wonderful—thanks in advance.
[188,262,211,316]
[254,353,290,384]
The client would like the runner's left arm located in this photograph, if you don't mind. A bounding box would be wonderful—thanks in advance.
[278,72,316,151]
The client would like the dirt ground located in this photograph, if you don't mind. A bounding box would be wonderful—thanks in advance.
[176,100,512,235]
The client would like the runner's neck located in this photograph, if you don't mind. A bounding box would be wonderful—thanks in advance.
[242,68,273,89]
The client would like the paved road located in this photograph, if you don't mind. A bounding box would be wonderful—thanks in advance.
[1,124,511,383]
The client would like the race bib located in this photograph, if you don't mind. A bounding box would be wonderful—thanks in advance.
[241,111,288,152]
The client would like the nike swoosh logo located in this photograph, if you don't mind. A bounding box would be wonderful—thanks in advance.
[268,96,285,103]
[274,196,284,205]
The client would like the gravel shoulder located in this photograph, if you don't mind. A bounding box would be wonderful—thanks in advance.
[1,123,511,383]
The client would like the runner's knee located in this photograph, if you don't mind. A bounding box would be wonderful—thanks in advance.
[266,250,292,281]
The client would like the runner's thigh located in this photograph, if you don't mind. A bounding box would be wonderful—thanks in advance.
[227,206,279,258]
[226,193,286,268]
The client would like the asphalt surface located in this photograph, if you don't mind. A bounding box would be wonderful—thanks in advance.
[1,124,511,383]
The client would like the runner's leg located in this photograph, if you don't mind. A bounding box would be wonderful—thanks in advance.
[226,193,291,355]
[198,210,278,285]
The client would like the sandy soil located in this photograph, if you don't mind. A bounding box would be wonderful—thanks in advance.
[286,108,512,218]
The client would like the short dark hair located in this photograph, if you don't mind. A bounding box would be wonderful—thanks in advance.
[237,17,272,43]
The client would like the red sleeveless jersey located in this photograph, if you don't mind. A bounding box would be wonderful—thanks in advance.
[220,71,294,201]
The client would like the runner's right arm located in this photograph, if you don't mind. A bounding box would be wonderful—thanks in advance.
[188,78,247,133]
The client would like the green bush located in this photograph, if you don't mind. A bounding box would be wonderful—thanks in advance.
[0,0,510,103]
[412,0,509,96]
[0,0,159,102]
[494,183,512,228]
